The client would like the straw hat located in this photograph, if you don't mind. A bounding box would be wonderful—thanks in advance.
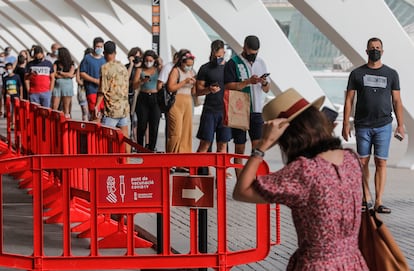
[262,88,325,122]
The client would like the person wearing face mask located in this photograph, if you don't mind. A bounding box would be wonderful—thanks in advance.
[224,35,270,177]
[80,37,106,121]
[195,40,232,174]
[132,50,162,151]
[2,62,23,128]
[45,43,60,64]
[24,45,55,107]
[125,47,143,143]
[166,49,197,155]
[342,37,404,214]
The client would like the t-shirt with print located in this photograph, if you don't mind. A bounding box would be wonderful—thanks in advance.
[197,62,225,113]
[80,54,106,95]
[99,60,130,118]
[347,64,400,128]
[3,74,22,97]
[25,59,54,93]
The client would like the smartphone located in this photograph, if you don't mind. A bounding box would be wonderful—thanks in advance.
[260,73,270,78]
[394,133,403,141]
[321,106,339,123]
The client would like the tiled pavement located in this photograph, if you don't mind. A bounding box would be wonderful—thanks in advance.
[0,100,413,270]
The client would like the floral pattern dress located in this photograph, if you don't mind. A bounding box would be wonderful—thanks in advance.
[253,150,369,271]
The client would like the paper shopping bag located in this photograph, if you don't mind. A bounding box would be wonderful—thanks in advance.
[223,90,250,130]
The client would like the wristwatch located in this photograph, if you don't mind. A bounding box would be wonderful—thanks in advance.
[251,148,265,158]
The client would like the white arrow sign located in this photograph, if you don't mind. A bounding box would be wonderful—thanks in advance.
[182,185,204,202]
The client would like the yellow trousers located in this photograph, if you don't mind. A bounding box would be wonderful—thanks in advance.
[167,94,192,153]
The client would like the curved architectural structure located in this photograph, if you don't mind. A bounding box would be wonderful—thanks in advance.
[0,0,413,168]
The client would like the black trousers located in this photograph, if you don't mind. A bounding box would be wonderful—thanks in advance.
[135,92,161,151]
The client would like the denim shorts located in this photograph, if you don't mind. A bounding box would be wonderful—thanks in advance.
[102,115,131,128]
[232,113,264,144]
[355,123,392,160]
[196,110,231,143]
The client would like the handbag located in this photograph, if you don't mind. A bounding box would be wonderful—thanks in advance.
[77,84,87,104]
[354,151,409,271]
[157,84,176,113]
[223,89,250,130]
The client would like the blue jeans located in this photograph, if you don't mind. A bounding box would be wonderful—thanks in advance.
[29,91,52,107]
[355,123,392,160]
[102,115,131,128]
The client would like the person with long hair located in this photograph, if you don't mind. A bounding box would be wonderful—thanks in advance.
[166,49,196,154]
[233,88,369,270]
[132,50,162,151]
[51,47,75,118]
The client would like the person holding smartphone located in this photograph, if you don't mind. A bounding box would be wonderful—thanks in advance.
[195,40,232,175]
[224,35,270,177]
[342,37,405,214]
[132,50,162,151]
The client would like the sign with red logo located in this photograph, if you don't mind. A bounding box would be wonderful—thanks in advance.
[97,169,162,209]
[172,175,214,208]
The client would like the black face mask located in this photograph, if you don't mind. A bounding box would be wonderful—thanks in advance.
[244,52,257,63]
[368,49,381,62]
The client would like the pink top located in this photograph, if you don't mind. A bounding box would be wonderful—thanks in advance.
[254,150,369,271]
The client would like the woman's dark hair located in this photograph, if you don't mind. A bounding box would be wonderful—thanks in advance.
[278,106,342,164]
[141,50,159,69]
[127,47,143,58]
[209,39,225,63]
[57,47,73,72]
[17,54,26,65]
[174,49,193,68]
[84,47,94,56]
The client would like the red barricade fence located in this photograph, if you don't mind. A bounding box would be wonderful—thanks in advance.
[0,97,281,270]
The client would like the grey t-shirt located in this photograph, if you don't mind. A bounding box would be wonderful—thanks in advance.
[347,64,400,128]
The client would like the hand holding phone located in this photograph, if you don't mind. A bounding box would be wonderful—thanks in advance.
[260,73,270,79]
[394,133,404,141]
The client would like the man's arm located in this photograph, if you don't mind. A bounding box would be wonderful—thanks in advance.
[392,90,405,138]
[80,71,99,85]
[342,90,355,141]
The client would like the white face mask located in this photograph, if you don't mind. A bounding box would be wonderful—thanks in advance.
[145,61,154,68]
[7,69,13,74]
[184,65,193,72]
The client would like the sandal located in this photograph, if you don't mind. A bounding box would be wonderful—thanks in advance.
[362,201,374,212]
[376,205,391,214]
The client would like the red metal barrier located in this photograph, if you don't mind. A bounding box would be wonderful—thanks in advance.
[0,153,278,270]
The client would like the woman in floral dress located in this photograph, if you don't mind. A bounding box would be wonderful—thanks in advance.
[233,88,369,271]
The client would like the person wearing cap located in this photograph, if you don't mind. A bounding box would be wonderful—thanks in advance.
[80,37,106,120]
[24,45,55,107]
[233,88,369,271]
[224,35,270,177]
[95,41,131,153]
[342,37,404,214]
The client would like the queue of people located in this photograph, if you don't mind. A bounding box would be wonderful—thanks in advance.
[0,35,406,270]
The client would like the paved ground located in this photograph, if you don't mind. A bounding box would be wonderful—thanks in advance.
[0,99,413,270]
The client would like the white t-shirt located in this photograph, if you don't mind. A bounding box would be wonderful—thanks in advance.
[158,61,175,84]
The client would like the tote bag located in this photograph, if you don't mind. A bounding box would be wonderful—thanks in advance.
[359,204,409,271]
[351,149,410,271]
[223,90,250,131]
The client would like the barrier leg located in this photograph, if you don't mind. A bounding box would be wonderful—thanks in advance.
[97,216,153,249]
